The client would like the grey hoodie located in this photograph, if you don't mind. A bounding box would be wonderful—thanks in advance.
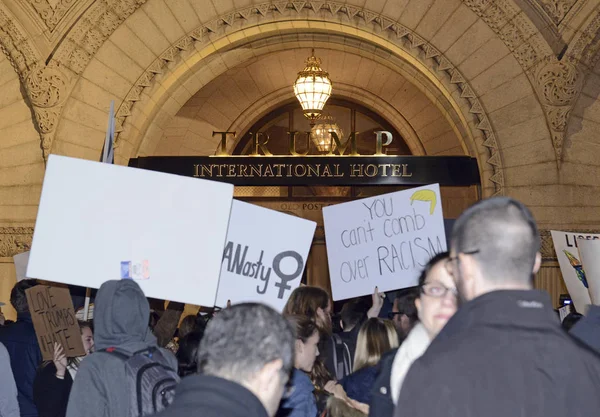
[65,280,177,417]
[0,342,20,417]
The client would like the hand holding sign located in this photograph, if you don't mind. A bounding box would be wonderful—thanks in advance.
[25,285,85,361]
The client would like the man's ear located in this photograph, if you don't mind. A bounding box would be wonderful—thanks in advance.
[533,252,542,274]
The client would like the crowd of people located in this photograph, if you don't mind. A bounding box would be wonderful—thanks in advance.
[1,196,600,417]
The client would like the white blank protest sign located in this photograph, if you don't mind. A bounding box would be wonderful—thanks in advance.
[323,184,446,301]
[577,237,600,306]
[215,200,316,311]
[27,155,234,307]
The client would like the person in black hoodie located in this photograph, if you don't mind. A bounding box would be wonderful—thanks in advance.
[396,197,600,417]
[155,303,295,417]
[33,321,94,417]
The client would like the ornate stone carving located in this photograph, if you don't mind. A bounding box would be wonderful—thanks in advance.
[0,6,39,79]
[53,0,147,75]
[25,63,69,108]
[536,59,582,106]
[0,227,34,258]
[112,1,504,195]
[28,0,78,32]
[535,0,578,26]
[23,63,70,161]
[535,58,583,165]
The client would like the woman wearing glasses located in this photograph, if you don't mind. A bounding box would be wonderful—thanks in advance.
[390,251,457,403]
[369,252,457,417]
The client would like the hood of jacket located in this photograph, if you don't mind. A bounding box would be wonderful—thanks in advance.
[93,279,155,351]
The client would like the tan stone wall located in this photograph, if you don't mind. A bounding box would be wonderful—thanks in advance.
[1,0,600,307]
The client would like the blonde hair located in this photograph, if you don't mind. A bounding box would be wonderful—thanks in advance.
[353,318,399,372]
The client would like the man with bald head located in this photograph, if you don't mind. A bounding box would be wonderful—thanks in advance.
[395,197,600,417]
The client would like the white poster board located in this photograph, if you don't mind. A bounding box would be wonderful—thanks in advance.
[323,184,446,301]
[13,251,30,282]
[551,230,597,313]
[215,200,316,311]
[577,237,600,305]
[27,155,234,307]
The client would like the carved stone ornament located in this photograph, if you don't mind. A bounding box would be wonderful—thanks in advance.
[25,63,69,108]
[536,59,582,107]
[536,0,578,25]
[534,58,583,166]
[24,63,70,161]
[0,227,33,258]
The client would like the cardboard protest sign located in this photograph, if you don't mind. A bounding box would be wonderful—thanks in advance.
[13,251,30,282]
[551,230,597,313]
[323,184,446,301]
[26,285,85,361]
[27,155,234,307]
[215,200,316,311]
[577,237,600,305]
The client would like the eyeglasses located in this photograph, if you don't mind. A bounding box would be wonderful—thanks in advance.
[420,283,458,298]
[444,249,480,278]
[387,312,401,319]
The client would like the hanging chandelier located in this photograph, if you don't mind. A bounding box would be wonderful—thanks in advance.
[310,115,343,153]
[293,49,332,125]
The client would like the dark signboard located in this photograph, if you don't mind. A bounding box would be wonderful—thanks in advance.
[128,156,480,187]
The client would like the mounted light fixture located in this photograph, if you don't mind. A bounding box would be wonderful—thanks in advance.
[293,49,332,126]
[310,114,343,153]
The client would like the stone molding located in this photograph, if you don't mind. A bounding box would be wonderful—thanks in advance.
[0,227,33,258]
[0,226,585,261]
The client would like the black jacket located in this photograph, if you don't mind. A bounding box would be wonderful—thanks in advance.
[396,290,600,417]
[0,313,43,417]
[33,362,73,417]
[368,348,397,417]
[154,374,269,417]
[570,305,600,354]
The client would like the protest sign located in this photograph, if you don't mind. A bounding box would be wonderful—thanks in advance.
[13,251,30,282]
[577,237,600,305]
[551,230,597,313]
[323,184,446,301]
[26,285,85,361]
[215,200,316,311]
[27,155,234,307]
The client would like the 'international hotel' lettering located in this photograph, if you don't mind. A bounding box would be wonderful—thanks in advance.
[193,163,412,179]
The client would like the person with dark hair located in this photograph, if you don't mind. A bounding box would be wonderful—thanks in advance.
[389,290,418,341]
[562,312,583,331]
[66,280,178,417]
[277,315,320,417]
[0,341,19,417]
[156,303,295,417]
[33,321,94,417]
[396,197,600,417]
[369,252,454,417]
[0,279,41,417]
[284,286,383,382]
[176,330,204,377]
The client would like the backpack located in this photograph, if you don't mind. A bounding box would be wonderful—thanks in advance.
[104,346,180,417]
[331,333,352,380]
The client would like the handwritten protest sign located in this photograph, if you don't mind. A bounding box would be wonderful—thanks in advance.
[26,285,85,361]
[27,155,234,307]
[323,184,446,301]
[215,200,316,311]
[551,231,597,313]
[577,237,600,306]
